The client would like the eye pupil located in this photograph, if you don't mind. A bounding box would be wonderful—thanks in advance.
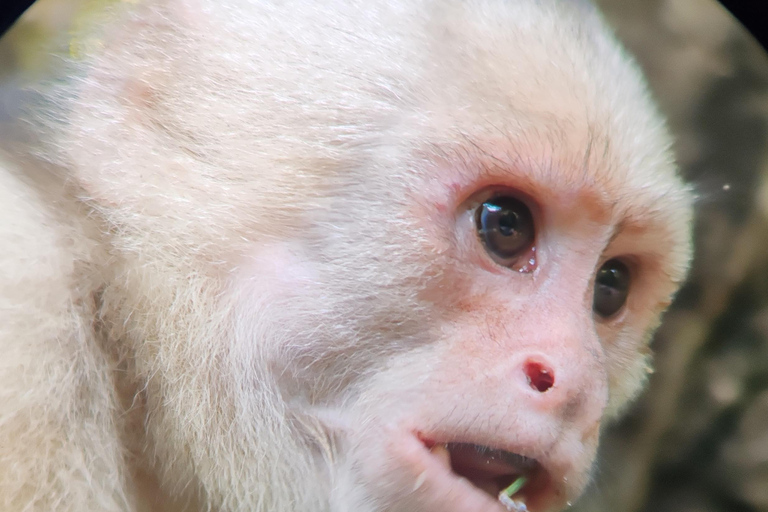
[475,196,534,265]
[593,259,630,318]
[498,210,519,236]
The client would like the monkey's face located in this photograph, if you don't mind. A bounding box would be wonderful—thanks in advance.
[227,121,692,512]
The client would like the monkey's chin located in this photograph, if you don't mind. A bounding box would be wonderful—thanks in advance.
[371,431,568,512]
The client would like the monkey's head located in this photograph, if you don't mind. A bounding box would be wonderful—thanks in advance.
[53,0,693,511]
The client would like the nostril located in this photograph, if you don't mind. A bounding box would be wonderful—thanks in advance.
[523,360,555,393]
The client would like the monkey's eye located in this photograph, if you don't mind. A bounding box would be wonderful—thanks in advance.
[593,259,630,318]
[475,196,535,268]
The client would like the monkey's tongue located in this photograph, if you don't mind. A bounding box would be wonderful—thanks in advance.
[433,442,536,497]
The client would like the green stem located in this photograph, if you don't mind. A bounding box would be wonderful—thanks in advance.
[501,476,527,498]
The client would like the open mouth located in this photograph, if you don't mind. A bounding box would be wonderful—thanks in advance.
[421,439,552,511]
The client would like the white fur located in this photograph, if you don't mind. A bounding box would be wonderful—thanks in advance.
[0,1,693,511]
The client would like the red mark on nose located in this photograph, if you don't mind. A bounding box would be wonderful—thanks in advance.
[524,360,555,392]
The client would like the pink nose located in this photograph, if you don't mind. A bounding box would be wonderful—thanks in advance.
[523,359,555,393]
[514,352,607,431]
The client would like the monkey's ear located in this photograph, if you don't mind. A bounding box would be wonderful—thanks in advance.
[63,1,219,212]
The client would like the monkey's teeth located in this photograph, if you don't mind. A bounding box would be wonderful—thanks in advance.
[498,493,528,512]
[413,471,427,491]
[429,443,451,468]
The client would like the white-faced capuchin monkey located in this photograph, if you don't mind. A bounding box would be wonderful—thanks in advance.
[0,0,694,511]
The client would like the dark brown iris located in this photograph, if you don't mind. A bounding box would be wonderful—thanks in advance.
[475,196,534,266]
[593,259,630,318]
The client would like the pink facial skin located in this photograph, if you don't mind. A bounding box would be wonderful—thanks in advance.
[225,132,686,512]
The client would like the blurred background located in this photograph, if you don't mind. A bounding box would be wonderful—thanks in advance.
[1,1,767,511]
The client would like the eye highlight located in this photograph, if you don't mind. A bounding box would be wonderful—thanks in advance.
[475,196,535,269]
[593,259,630,319]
